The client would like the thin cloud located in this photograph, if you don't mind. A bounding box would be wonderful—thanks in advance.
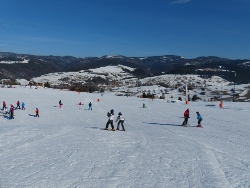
[172,0,191,4]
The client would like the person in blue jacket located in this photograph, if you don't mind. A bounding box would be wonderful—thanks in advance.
[196,111,203,127]
[88,102,92,110]
[21,102,25,110]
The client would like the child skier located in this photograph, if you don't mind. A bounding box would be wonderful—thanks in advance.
[2,101,6,110]
[9,105,14,119]
[116,112,125,131]
[21,102,25,110]
[182,108,190,125]
[16,100,21,109]
[88,102,92,110]
[196,111,203,127]
[105,110,115,131]
[59,100,62,108]
[35,108,39,117]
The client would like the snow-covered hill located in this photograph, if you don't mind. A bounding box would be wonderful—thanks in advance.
[15,65,250,102]
[0,86,249,187]
[29,65,135,85]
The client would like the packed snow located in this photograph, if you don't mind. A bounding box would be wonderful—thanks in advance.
[0,86,250,188]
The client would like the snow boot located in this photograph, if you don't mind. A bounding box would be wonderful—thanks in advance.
[111,128,115,131]
[104,128,108,130]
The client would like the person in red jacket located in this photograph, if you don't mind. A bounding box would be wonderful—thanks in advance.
[35,108,39,117]
[182,108,190,125]
[2,101,6,110]
[16,100,21,109]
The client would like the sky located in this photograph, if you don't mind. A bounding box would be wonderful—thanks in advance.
[0,84,250,187]
[0,0,250,59]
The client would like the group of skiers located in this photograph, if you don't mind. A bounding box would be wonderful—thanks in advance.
[182,108,203,127]
[105,109,126,131]
[2,98,203,129]
[2,100,27,120]
[2,100,26,111]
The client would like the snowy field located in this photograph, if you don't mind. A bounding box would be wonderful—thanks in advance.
[0,86,250,188]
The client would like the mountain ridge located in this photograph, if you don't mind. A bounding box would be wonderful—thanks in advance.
[0,52,249,84]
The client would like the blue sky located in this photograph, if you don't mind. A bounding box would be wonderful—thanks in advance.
[0,0,250,59]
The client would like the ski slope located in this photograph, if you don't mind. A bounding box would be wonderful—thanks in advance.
[0,86,249,188]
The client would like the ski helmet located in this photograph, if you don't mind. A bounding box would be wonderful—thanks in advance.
[118,112,122,115]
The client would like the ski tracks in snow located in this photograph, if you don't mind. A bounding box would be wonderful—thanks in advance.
[160,126,242,188]
[76,129,148,188]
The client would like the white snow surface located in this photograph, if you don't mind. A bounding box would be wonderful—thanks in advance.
[0,86,250,188]
[89,65,135,73]
[0,59,29,64]
[30,65,135,85]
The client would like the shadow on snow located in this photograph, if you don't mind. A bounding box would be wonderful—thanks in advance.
[143,122,182,126]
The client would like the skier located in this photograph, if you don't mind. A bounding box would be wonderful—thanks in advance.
[2,101,6,110]
[88,102,92,110]
[59,100,62,108]
[35,108,39,117]
[105,110,115,131]
[9,105,14,119]
[116,112,125,131]
[182,108,190,125]
[196,111,203,127]
[21,102,25,110]
[16,100,21,109]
